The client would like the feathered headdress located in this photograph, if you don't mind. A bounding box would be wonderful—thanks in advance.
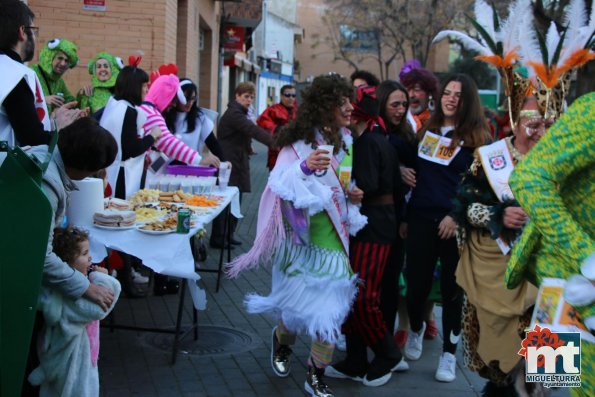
[433,0,595,126]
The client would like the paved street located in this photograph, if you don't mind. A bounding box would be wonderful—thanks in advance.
[99,142,569,397]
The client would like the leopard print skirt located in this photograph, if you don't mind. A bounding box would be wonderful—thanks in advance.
[461,294,532,386]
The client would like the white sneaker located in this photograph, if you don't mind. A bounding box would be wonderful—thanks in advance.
[131,268,149,284]
[404,322,426,361]
[335,333,346,352]
[435,352,457,382]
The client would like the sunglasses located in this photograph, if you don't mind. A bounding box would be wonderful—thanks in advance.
[283,93,296,98]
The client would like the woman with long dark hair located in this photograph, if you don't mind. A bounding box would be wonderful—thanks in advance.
[403,74,490,382]
[227,74,366,397]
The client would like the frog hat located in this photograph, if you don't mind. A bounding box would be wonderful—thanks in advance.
[39,38,79,78]
[87,51,124,88]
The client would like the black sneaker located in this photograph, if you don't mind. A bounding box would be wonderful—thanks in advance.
[324,360,367,382]
[363,357,409,387]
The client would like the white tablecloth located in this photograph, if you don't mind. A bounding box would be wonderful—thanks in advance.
[86,186,242,310]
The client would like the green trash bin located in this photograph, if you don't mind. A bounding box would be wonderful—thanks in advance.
[0,140,54,396]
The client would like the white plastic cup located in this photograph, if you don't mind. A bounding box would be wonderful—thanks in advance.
[317,145,334,160]
[218,163,231,190]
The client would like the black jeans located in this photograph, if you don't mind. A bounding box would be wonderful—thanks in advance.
[380,235,405,334]
[405,214,463,354]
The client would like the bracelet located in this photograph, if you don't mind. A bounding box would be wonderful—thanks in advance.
[300,160,313,175]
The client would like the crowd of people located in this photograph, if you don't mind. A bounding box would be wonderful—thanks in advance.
[1,0,593,397]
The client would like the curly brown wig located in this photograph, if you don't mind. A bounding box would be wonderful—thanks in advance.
[52,227,89,265]
[276,74,354,153]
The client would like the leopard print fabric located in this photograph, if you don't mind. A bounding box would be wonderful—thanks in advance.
[466,203,491,228]
[461,295,532,386]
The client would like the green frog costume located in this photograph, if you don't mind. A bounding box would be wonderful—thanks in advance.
[77,52,123,114]
[30,38,78,112]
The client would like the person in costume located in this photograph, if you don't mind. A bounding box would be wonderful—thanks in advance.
[325,84,408,387]
[453,95,548,396]
[29,227,120,397]
[139,71,220,173]
[403,73,491,383]
[164,78,224,167]
[375,80,422,348]
[98,59,161,200]
[30,38,79,112]
[226,74,366,397]
[0,0,81,148]
[399,59,439,132]
[436,1,595,394]
[78,52,124,114]
[508,92,594,397]
[257,84,297,171]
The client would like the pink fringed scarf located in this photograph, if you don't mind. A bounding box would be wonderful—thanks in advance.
[226,187,285,278]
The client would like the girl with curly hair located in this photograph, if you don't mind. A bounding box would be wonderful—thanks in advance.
[227,74,367,397]
[29,227,120,396]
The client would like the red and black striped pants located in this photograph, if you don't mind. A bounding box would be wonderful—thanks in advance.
[344,240,392,346]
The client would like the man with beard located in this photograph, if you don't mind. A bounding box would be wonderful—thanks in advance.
[0,0,80,148]
[399,60,439,131]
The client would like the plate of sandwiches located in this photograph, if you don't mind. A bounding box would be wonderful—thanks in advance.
[93,210,136,230]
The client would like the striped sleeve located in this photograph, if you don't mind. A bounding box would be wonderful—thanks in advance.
[140,104,201,165]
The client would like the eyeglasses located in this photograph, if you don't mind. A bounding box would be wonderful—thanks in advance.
[185,95,197,102]
[389,101,408,109]
[24,26,39,37]
[283,93,296,98]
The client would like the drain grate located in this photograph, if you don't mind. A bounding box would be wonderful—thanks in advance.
[143,325,258,356]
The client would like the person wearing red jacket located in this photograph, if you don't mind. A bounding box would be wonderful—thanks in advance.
[257,84,297,170]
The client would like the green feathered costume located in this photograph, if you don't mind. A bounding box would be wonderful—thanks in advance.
[506,93,595,396]
[77,52,123,114]
[30,38,78,112]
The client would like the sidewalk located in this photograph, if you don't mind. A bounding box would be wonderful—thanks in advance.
[99,142,569,397]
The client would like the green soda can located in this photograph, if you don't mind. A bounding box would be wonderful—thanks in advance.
[177,208,191,234]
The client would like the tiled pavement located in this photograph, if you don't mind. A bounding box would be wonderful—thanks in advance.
[100,142,570,397]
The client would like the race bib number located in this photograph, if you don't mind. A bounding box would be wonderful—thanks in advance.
[418,131,460,165]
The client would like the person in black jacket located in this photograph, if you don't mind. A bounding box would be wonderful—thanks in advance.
[326,85,407,387]
[403,74,491,383]
[210,81,273,248]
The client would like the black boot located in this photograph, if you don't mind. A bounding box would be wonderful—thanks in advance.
[363,331,408,387]
[325,334,368,382]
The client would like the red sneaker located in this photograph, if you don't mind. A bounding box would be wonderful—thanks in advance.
[394,330,408,349]
[424,319,439,340]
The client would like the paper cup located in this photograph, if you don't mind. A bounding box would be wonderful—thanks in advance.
[318,145,334,160]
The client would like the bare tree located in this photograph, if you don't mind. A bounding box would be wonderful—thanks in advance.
[313,0,474,78]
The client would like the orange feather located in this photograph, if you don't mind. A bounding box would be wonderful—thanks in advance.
[558,49,595,74]
[527,62,562,89]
